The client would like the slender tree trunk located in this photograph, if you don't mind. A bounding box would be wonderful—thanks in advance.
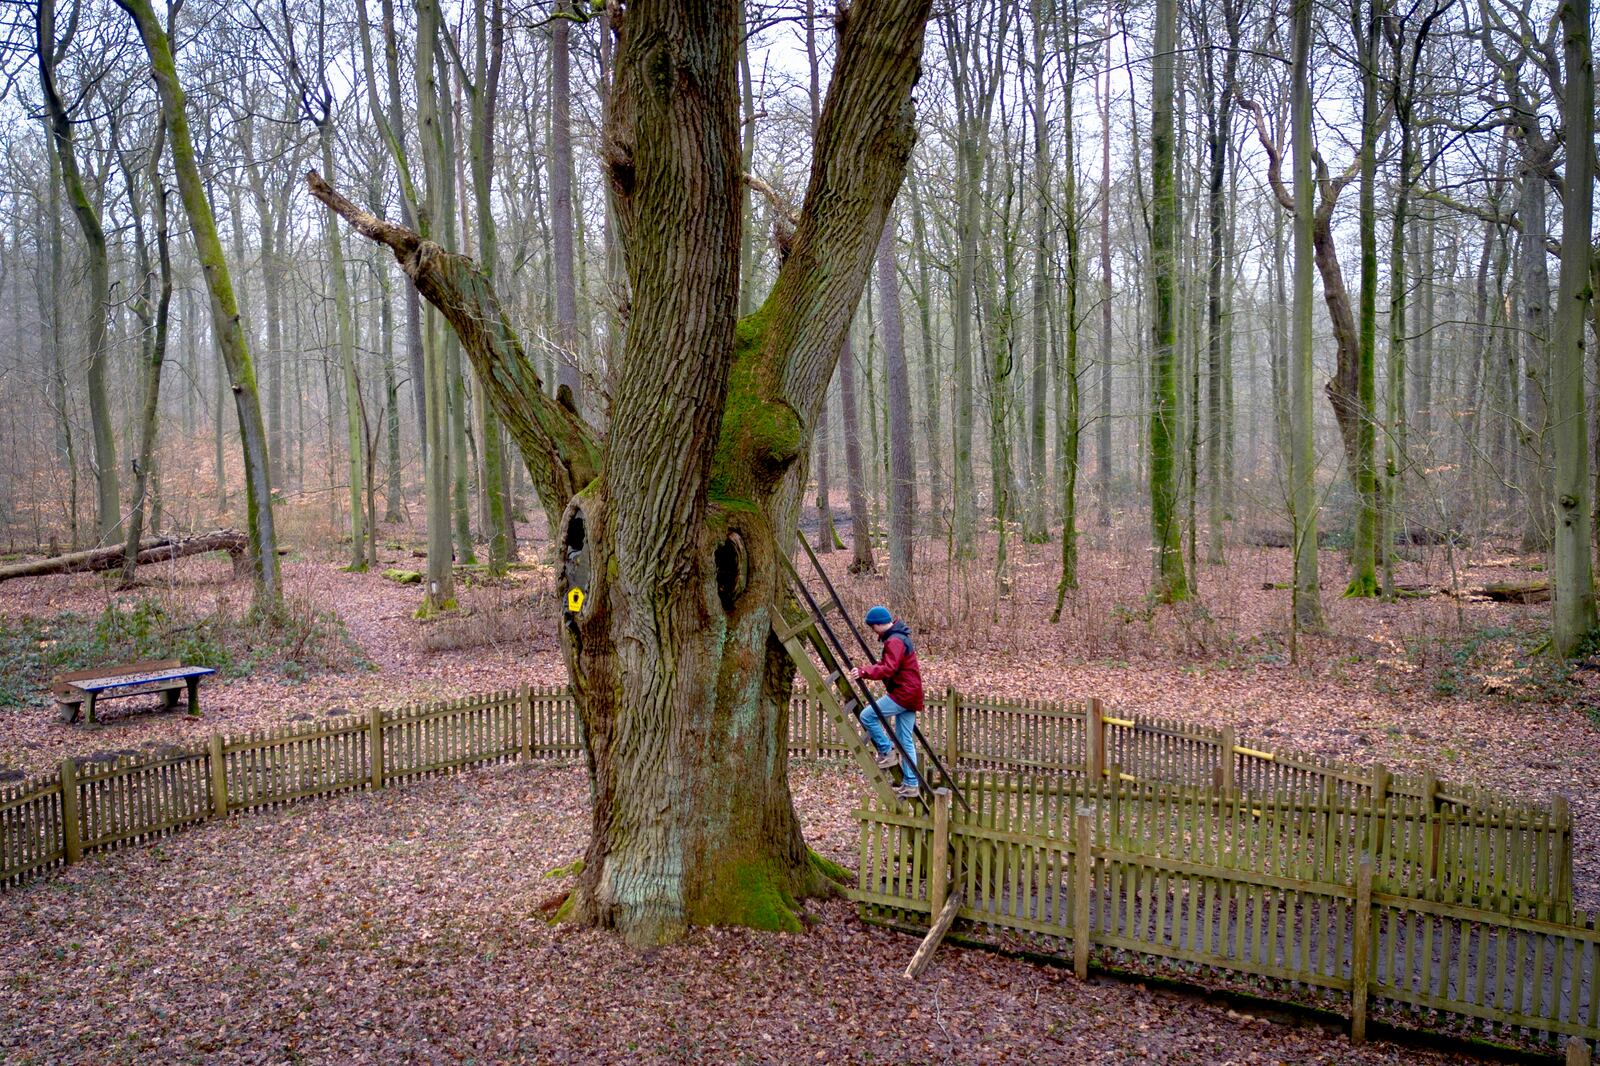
[908,169,944,532]
[1203,0,1239,567]
[1347,0,1381,597]
[121,127,170,586]
[840,331,876,574]
[804,0,839,554]
[319,121,368,571]
[117,0,280,610]
[1517,167,1552,552]
[551,0,581,412]
[1288,0,1323,633]
[1024,0,1050,546]
[1149,0,1189,601]
[38,1,119,544]
[1096,61,1113,529]
[878,219,914,608]
[415,0,458,612]
[1551,0,1596,655]
[41,123,79,549]
[1051,3,1081,615]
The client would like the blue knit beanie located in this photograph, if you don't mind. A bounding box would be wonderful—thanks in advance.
[864,605,892,626]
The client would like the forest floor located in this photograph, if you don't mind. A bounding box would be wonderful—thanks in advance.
[0,760,1486,1064]
[0,520,1596,1062]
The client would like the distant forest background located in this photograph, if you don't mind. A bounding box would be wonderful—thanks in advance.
[0,0,1595,651]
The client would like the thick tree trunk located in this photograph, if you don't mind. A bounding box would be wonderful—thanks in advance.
[315,0,930,946]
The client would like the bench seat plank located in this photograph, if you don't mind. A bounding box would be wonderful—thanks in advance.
[66,667,216,693]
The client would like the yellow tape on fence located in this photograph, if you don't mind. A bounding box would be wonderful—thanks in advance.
[1103,715,1136,727]
[1233,746,1275,761]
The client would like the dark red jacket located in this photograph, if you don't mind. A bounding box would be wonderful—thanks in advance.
[858,621,924,713]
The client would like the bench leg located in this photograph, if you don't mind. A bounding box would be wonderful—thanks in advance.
[85,692,96,726]
[58,701,80,724]
[163,687,180,711]
[186,677,201,717]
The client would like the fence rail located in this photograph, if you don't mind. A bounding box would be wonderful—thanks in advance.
[853,772,1594,1055]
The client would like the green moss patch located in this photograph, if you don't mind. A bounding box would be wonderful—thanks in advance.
[710,303,801,498]
[692,857,803,933]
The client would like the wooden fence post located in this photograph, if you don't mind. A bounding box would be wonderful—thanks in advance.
[942,687,958,766]
[1351,857,1374,1043]
[1073,810,1093,979]
[59,759,81,865]
[520,684,533,762]
[809,694,821,759]
[1369,764,1391,866]
[1087,698,1105,781]
[1218,725,1236,794]
[930,788,951,918]
[1553,794,1572,911]
[1566,1037,1593,1066]
[369,708,385,789]
[209,733,228,819]
[1421,771,1439,894]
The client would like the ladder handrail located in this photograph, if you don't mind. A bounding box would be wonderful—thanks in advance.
[796,531,877,663]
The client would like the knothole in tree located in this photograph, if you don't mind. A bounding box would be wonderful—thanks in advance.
[715,532,748,612]
[561,505,589,599]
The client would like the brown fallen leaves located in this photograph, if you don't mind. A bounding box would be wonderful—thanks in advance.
[0,762,1473,1065]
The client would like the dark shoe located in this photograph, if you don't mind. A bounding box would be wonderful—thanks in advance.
[893,783,921,799]
[874,749,900,770]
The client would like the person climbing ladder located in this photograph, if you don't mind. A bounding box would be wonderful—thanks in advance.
[849,605,923,800]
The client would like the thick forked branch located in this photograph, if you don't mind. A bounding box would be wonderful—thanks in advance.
[307,170,601,519]
[766,0,933,426]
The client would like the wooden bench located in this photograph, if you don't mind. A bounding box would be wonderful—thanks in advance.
[52,659,217,725]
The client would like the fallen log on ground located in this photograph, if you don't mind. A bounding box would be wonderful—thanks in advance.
[0,530,251,583]
[1448,580,1552,604]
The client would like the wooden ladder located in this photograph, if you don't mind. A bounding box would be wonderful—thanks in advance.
[773,602,902,808]
[773,531,969,814]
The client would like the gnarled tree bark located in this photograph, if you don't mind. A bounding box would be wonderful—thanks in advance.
[314,0,932,945]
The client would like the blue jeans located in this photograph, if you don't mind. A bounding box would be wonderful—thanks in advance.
[859,695,919,789]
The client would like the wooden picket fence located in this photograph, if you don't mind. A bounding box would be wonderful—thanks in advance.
[2,685,1569,908]
[853,772,1595,1056]
[0,686,583,890]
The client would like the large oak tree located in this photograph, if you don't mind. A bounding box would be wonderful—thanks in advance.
[313,0,933,944]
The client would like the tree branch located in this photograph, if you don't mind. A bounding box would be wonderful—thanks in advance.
[307,169,602,522]
[764,0,935,425]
